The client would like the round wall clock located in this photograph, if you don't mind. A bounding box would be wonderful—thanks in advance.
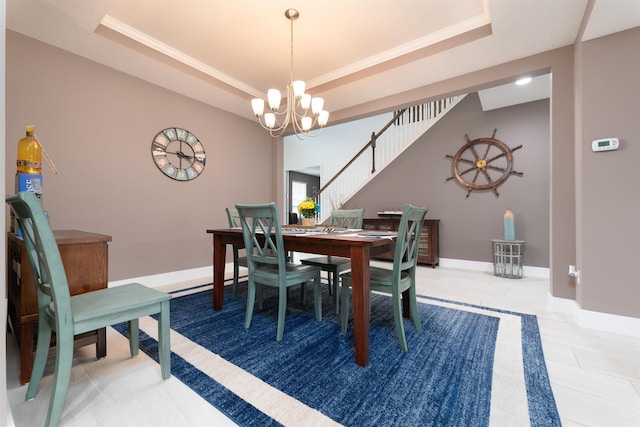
[151,127,206,181]
[445,129,523,198]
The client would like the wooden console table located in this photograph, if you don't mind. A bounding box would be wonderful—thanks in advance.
[7,230,112,384]
[362,218,440,267]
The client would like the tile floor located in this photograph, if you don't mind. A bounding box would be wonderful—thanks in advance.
[6,264,640,426]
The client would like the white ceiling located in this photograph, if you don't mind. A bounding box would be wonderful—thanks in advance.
[478,74,551,111]
[6,0,640,123]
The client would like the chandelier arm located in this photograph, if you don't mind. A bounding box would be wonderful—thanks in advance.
[269,127,287,138]
[256,117,285,136]
[292,124,324,140]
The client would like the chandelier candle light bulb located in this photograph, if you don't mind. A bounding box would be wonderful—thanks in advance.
[293,80,305,97]
[265,113,276,129]
[268,89,281,110]
[250,8,329,139]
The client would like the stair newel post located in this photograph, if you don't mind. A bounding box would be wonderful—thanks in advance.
[370,132,377,174]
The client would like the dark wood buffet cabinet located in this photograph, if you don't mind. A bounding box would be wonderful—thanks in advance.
[7,230,112,384]
[362,217,440,267]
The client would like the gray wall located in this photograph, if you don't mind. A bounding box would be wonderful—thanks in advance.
[577,28,640,317]
[330,44,578,302]
[5,31,275,281]
[4,27,639,319]
[344,94,550,267]
[340,27,639,318]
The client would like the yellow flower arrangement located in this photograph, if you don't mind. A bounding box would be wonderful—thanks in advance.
[298,197,318,218]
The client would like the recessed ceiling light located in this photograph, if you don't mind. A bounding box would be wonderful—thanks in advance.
[516,77,532,86]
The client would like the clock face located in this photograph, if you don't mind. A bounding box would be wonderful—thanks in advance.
[151,127,206,181]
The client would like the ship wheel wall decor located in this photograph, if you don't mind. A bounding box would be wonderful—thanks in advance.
[446,129,523,198]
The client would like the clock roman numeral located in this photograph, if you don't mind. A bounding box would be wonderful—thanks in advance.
[176,169,188,181]
[152,142,167,155]
[155,157,169,168]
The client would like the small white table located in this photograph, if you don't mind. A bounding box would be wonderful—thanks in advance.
[491,239,526,279]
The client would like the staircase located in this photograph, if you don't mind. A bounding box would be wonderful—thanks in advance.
[316,95,466,222]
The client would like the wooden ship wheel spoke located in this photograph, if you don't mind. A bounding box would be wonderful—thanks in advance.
[446,129,523,198]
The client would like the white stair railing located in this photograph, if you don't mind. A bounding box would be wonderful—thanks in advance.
[317,95,466,222]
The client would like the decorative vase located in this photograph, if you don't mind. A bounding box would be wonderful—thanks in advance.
[301,217,315,227]
[503,208,515,241]
[17,124,42,175]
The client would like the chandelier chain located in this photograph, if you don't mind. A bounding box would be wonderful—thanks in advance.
[290,14,294,83]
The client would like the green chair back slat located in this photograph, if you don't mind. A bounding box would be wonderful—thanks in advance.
[329,208,365,229]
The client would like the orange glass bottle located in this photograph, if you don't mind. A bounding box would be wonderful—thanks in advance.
[17,124,42,174]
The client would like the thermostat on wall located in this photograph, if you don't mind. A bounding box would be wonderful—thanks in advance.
[591,137,619,152]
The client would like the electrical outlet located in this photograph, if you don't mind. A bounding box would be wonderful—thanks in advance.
[569,265,580,285]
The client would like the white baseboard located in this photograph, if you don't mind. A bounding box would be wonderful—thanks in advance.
[114,260,549,289]
[111,263,637,338]
[443,259,637,337]
[111,261,552,287]
[438,258,550,279]
[109,266,213,288]
[547,293,640,338]
[438,258,494,272]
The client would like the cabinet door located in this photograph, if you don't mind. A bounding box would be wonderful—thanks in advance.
[8,232,111,318]
[417,220,439,267]
[362,221,377,231]
[57,243,109,295]
[418,225,432,262]
[377,220,397,232]
[362,219,396,261]
[363,218,439,266]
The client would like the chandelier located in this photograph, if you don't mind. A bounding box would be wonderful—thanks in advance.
[251,8,329,139]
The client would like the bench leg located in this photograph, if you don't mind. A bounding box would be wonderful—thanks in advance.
[158,300,171,379]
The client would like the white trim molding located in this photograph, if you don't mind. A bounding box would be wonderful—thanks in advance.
[438,258,550,279]
[112,263,638,338]
[109,266,213,288]
[547,293,640,338]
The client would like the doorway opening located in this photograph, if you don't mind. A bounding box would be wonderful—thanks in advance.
[287,170,320,225]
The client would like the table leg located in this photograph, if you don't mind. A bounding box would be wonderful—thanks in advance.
[213,234,227,311]
[402,290,411,319]
[96,327,107,358]
[350,246,370,367]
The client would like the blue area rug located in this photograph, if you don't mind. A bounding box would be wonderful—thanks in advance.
[114,284,560,426]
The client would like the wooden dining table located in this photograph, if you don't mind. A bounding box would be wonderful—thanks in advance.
[206,227,397,367]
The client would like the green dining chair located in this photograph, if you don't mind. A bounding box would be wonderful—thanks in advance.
[6,192,171,427]
[301,208,364,314]
[236,202,322,341]
[226,207,248,298]
[340,204,427,352]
